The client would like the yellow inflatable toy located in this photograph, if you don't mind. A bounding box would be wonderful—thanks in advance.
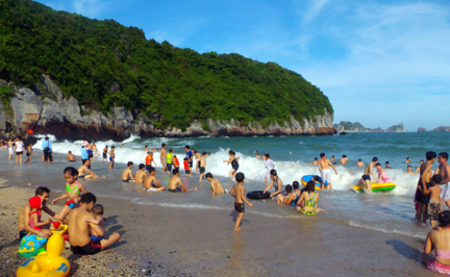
[16,233,70,277]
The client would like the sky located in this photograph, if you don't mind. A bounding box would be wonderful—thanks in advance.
[35,0,450,131]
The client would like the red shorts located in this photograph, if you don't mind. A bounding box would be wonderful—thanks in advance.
[65,199,80,209]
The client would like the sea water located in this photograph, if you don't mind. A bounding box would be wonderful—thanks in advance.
[3,132,449,240]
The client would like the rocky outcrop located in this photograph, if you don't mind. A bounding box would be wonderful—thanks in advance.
[0,76,336,141]
[417,127,450,132]
[335,121,405,133]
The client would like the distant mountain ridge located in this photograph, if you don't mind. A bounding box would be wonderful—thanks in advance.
[334,122,405,133]
[418,126,450,132]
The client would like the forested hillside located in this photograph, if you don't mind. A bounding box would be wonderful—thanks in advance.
[0,0,333,130]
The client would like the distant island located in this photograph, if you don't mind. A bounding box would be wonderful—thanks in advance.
[334,122,405,133]
[418,127,450,132]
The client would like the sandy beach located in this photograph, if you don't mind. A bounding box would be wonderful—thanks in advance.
[0,150,442,276]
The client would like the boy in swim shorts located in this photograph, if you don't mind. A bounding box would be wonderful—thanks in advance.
[198,152,210,181]
[423,175,443,227]
[168,168,196,192]
[230,172,253,231]
[183,158,192,175]
[109,146,115,169]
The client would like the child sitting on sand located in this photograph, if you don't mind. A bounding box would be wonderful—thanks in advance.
[230,172,253,231]
[28,196,51,234]
[51,167,88,221]
[85,204,105,242]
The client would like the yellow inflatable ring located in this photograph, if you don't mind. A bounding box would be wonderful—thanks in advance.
[16,233,70,277]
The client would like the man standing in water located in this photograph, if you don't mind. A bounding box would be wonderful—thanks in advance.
[361,157,378,192]
[438,152,450,210]
[160,143,167,173]
[416,151,436,225]
[318,153,338,192]
[263,154,274,186]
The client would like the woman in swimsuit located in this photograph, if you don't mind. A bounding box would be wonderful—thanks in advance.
[376,163,391,183]
[423,211,450,275]
[223,150,240,181]
[263,169,283,199]
[296,181,323,215]
[24,144,36,164]
[51,167,88,221]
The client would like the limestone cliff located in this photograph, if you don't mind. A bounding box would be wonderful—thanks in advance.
[334,121,405,133]
[418,126,450,132]
[0,76,336,141]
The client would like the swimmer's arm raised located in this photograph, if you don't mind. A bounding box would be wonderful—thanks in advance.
[52,193,68,204]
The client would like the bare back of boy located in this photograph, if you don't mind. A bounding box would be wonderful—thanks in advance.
[210,178,225,195]
[144,175,166,191]
[135,170,146,184]
[168,175,187,192]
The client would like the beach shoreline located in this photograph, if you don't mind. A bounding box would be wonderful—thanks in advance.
[0,147,441,276]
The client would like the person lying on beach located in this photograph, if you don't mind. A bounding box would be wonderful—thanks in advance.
[296,181,324,215]
[277,185,297,206]
[122,161,136,183]
[143,167,166,192]
[230,172,253,231]
[339,155,348,165]
[69,193,120,255]
[356,159,364,167]
[135,164,146,184]
[376,163,391,183]
[66,151,76,162]
[183,158,193,175]
[85,204,105,243]
[168,168,197,192]
[415,151,437,225]
[198,152,210,181]
[223,150,239,181]
[311,157,318,165]
[422,175,443,227]
[78,160,105,179]
[422,210,450,274]
[52,167,89,221]
[18,187,55,239]
[206,173,227,195]
[385,161,392,169]
[263,169,283,199]
[361,157,378,192]
[406,165,416,175]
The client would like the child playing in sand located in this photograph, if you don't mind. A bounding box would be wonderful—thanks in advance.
[28,196,51,235]
[85,204,105,242]
[51,167,88,221]
[422,175,443,227]
[109,146,115,169]
[230,172,253,231]
[183,158,192,175]
[224,150,240,181]
[206,173,227,195]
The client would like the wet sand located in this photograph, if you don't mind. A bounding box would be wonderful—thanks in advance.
[0,150,441,276]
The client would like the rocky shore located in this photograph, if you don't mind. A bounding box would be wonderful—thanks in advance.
[0,76,335,142]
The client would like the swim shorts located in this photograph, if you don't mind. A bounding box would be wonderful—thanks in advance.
[88,153,93,158]
[199,167,205,174]
[90,235,103,243]
[122,178,131,183]
[143,187,158,192]
[103,153,107,159]
[26,153,31,157]
[197,161,201,168]
[188,161,193,168]
[16,151,23,155]
[8,148,13,155]
[71,240,102,255]
[321,169,331,183]
[428,200,440,221]
[167,163,173,172]
[65,199,80,209]
[78,175,85,179]
[440,183,450,201]
[362,175,371,181]
[44,152,53,162]
[427,259,450,275]
[234,202,245,213]
[19,230,28,240]
[145,165,152,171]
[185,170,190,174]
[109,157,114,162]
[169,187,182,193]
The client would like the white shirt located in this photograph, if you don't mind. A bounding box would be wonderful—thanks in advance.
[265,159,274,171]
[15,141,24,152]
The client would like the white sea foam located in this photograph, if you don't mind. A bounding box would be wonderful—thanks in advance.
[348,220,426,238]
[33,136,419,197]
